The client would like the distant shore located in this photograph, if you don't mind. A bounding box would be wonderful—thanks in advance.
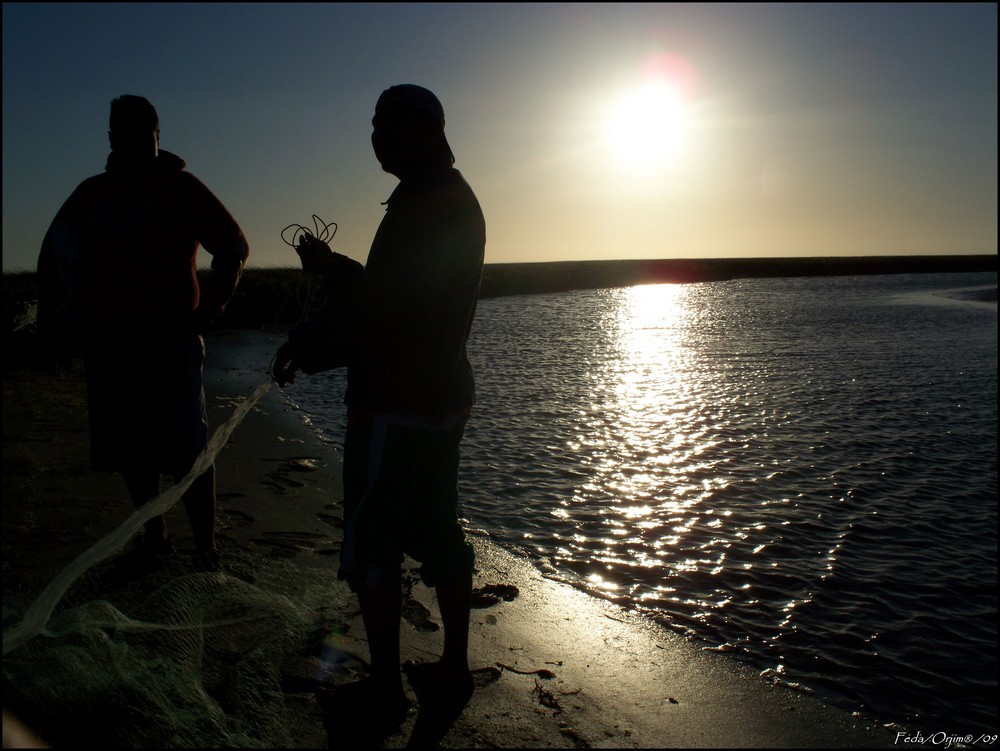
[477,253,997,298]
[3,254,995,341]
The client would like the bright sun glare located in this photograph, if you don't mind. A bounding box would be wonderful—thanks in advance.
[606,80,688,171]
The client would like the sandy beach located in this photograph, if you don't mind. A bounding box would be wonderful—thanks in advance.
[2,329,900,748]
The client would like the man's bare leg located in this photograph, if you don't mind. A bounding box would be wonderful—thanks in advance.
[358,575,407,702]
[122,470,168,545]
[436,568,473,676]
[180,464,216,553]
[404,568,475,699]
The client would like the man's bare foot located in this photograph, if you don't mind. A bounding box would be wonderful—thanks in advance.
[319,678,412,748]
[403,660,474,703]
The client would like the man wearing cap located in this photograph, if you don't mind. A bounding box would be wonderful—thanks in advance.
[276,84,485,735]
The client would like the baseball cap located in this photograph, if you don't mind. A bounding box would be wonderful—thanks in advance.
[377,84,455,163]
[378,84,446,124]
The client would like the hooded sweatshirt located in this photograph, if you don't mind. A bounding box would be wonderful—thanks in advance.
[37,149,248,348]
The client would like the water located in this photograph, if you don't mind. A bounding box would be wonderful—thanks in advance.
[283,271,997,737]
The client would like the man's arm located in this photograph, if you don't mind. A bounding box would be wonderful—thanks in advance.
[36,189,88,367]
[186,175,250,333]
[270,234,365,385]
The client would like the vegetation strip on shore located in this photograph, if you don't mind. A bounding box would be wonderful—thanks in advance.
[4,254,996,341]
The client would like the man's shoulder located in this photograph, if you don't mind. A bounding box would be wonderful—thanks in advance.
[381,169,484,241]
[443,167,477,195]
[446,170,485,228]
[171,169,209,191]
[163,169,226,206]
[60,172,112,210]
[428,169,483,215]
[74,171,111,191]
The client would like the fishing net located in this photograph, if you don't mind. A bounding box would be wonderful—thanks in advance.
[2,382,366,748]
[3,558,366,748]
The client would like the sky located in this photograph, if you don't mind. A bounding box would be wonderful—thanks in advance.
[3,2,997,272]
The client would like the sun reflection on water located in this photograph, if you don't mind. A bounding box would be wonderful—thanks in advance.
[503,281,840,647]
[562,283,732,584]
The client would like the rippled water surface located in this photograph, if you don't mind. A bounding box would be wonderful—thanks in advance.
[286,271,997,736]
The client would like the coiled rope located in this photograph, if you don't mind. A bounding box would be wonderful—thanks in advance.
[273,214,339,327]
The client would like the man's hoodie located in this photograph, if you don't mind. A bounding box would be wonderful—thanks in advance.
[37,149,248,352]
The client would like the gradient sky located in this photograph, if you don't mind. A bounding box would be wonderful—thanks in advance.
[3,2,997,271]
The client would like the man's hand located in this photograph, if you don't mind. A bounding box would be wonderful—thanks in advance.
[272,341,299,386]
[296,234,334,275]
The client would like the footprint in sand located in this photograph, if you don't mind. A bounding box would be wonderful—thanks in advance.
[268,474,306,489]
[262,457,323,492]
[317,512,344,529]
[287,644,371,695]
[220,507,254,522]
[254,530,337,559]
[471,584,519,608]
[288,457,323,472]
[471,666,502,688]
[402,599,440,632]
[219,508,255,530]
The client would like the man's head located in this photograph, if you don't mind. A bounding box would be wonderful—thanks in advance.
[108,95,159,160]
[371,84,454,178]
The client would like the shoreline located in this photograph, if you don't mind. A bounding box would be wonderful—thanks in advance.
[476,254,997,298]
[3,259,994,339]
[2,330,901,747]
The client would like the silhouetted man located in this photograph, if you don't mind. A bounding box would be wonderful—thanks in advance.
[274,84,485,739]
[37,95,249,571]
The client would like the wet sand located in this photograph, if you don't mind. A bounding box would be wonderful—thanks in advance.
[2,330,899,748]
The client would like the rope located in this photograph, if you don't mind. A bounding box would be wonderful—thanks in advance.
[273,214,339,329]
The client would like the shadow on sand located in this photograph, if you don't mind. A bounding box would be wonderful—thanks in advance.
[320,664,477,749]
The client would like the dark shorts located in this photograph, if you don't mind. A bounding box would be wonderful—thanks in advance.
[339,412,475,590]
[84,331,208,475]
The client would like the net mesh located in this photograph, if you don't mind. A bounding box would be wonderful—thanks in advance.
[2,541,375,747]
[2,381,367,748]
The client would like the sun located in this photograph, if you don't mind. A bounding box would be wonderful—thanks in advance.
[605,80,688,171]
